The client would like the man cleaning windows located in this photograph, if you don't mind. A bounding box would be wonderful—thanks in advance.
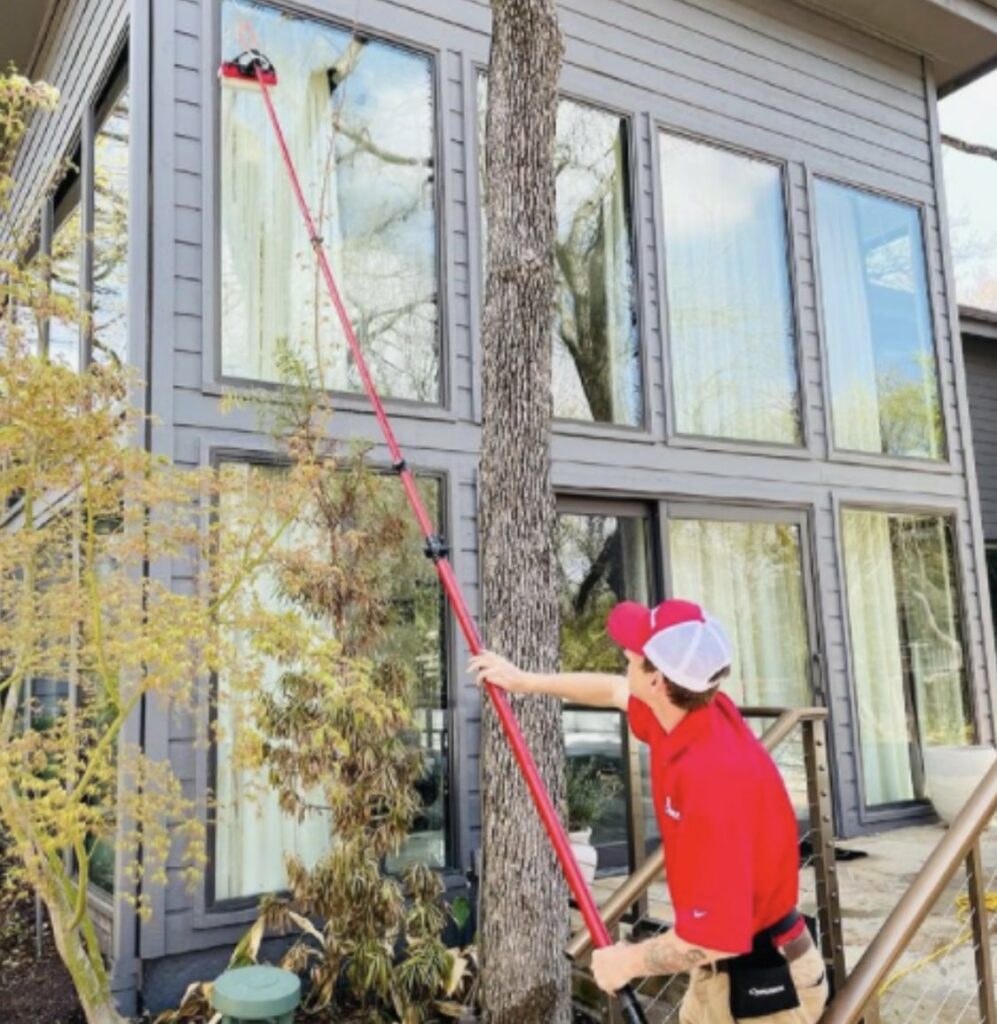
[470,598,830,1023]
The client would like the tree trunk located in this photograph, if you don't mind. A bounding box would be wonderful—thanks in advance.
[479,2,568,1024]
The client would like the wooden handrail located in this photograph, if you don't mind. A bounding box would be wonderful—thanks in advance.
[566,706,829,962]
[822,759,997,1024]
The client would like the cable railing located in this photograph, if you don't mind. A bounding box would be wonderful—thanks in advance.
[823,761,997,1024]
[568,706,845,1023]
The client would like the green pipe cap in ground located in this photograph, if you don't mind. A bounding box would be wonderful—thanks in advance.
[211,965,301,1019]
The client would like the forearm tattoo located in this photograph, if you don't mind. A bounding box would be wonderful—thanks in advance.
[642,934,708,976]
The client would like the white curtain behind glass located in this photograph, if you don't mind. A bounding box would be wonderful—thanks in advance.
[814,184,881,452]
[215,474,330,901]
[221,0,438,400]
[660,135,799,444]
[842,511,914,806]
[668,519,809,708]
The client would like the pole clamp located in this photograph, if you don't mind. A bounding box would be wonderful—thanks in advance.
[424,534,450,563]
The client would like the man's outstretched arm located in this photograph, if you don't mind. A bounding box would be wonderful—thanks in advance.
[469,651,629,710]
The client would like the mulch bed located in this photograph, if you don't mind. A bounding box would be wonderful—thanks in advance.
[0,838,85,1024]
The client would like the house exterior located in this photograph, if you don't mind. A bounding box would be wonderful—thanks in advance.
[5,0,997,1012]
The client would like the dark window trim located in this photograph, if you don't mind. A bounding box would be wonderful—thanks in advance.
[835,499,976,827]
[202,448,455,914]
[652,123,809,454]
[473,66,652,438]
[808,170,952,468]
[209,0,450,410]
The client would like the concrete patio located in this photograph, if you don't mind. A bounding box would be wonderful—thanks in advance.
[574,823,997,1022]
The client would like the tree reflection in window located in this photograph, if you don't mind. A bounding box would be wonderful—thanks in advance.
[221,0,439,400]
[479,81,642,425]
[93,84,129,366]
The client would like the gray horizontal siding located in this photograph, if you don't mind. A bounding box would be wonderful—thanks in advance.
[6,0,128,239]
[963,336,997,541]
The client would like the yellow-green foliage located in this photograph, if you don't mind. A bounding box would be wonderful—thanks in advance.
[0,69,318,1023]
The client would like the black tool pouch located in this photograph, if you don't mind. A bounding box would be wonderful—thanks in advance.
[727,956,800,1018]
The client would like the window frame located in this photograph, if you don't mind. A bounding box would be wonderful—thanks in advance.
[653,125,809,455]
[201,448,457,916]
[469,66,653,440]
[206,0,453,415]
[808,170,952,470]
[833,495,978,828]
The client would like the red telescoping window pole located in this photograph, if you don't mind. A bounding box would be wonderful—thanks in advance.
[220,49,647,1024]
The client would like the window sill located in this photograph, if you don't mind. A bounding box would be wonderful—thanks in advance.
[201,377,460,425]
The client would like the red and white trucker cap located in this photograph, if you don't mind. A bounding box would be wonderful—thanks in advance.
[606,599,732,693]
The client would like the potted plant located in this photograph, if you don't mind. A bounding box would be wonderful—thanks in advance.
[566,760,622,883]
[922,743,997,826]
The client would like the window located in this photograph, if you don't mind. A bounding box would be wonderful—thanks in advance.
[814,181,944,459]
[841,510,972,808]
[92,77,130,365]
[666,511,813,810]
[50,192,82,371]
[556,505,657,869]
[939,74,997,315]
[659,134,800,444]
[214,463,449,901]
[220,0,440,401]
[478,83,642,426]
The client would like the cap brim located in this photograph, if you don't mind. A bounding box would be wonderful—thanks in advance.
[606,601,652,653]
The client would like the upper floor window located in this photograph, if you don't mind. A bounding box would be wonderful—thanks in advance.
[92,75,130,366]
[814,180,944,460]
[50,185,82,371]
[659,133,801,445]
[478,83,642,426]
[220,0,440,402]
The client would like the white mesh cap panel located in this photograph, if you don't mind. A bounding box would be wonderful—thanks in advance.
[642,615,732,692]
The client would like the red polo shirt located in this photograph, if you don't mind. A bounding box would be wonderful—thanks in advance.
[628,692,799,953]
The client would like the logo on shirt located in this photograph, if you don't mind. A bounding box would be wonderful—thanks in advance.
[692,909,708,920]
[664,796,682,821]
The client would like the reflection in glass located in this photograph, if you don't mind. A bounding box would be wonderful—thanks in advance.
[660,134,800,444]
[553,101,641,425]
[93,86,130,365]
[842,510,972,808]
[50,206,82,370]
[669,517,811,810]
[478,82,642,425]
[815,181,944,459]
[557,512,657,866]
[221,0,439,400]
[215,465,447,899]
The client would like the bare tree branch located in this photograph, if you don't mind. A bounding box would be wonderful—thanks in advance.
[942,133,997,162]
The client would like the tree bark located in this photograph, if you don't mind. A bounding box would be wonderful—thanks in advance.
[479,2,569,1024]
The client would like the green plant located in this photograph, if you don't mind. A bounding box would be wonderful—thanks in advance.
[565,761,621,833]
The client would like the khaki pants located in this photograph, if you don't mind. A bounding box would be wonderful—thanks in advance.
[679,943,829,1024]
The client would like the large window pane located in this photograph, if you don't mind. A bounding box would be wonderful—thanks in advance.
[93,84,129,365]
[814,181,944,459]
[939,74,997,315]
[553,102,641,425]
[668,517,810,709]
[50,205,81,370]
[659,134,800,444]
[557,511,656,866]
[478,83,643,426]
[215,464,448,900]
[842,510,972,808]
[221,0,439,400]
[668,516,811,811]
